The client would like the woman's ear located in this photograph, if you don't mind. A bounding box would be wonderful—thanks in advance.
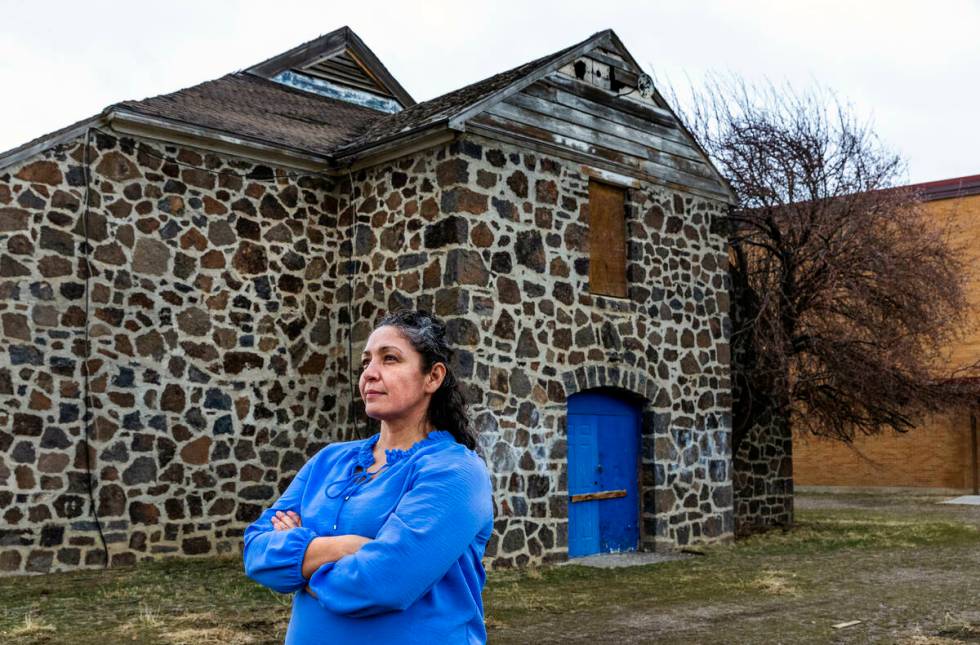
[424,362,447,394]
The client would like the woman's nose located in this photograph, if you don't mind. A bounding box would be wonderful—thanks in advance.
[361,359,379,380]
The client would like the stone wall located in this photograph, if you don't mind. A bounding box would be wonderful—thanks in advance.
[0,130,344,574]
[732,409,793,535]
[0,127,734,575]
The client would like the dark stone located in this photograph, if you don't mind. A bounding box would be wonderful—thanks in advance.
[535,179,558,204]
[424,215,468,249]
[491,251,512,273]
[204,389,232,411]
[247,165,274,180]
[515,230,546,272]
[122,456,157,485]
[186,408,206,430]
[506,171,528,198]
[492,197,516,220]
[39,226,74,255]
[516,329,539,358]
[132,238,170,275]
[443,249,488,286]
[9,345,42,366]
[436,158,469,186]
[16,160,62,185]
[181,536,211,555]
[224,352,263,374]
[0,208,30,233]
[11,441,35,463]
[26,550,54,574]
[213,415,233,435]
[60,282,85,300]
[95,151,140,181]
[177,307,210,337]
[12,413,42,436]
[260,194,288,219]
[502,527,525,553]
[493,310,516,340]
[240,485,275,501]
[129,501,160,524]
[98,484,126,516]
[16,190,45,209]
[112,366,135,388]
[233,242,267,274]
[278,274,303,293]
[486,149,506,168]
[440,187,488,214]
[445,318,479,346]
[235,217,260,240]
[496,276,520,304]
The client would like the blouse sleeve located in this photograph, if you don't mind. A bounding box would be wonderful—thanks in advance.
[306,453,492,617]
[242,452,322,594]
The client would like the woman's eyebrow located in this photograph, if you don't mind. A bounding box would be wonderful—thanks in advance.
[361,345,403,357]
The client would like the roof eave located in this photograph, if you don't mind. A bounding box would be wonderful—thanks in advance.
[0,114,107,173]
[107,109,332,172]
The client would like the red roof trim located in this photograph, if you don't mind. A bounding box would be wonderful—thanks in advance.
[907,173,980,202]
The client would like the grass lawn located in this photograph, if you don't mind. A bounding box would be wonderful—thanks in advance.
[1,492,978,644]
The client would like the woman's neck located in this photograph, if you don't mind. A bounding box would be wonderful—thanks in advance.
[377,415,434,452]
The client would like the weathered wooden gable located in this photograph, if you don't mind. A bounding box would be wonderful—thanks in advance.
[461,36,732,202]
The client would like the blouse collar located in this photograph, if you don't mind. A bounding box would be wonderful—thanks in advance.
[355,430,454,468]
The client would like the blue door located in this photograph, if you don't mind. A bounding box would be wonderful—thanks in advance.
[567,391,640,557]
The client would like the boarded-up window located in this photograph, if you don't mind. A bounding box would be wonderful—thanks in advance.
[588,180,627,297]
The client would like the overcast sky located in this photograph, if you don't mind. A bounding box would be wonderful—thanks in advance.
[1,0,977,184]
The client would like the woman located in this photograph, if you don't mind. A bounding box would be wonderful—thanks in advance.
[243,310,494,644]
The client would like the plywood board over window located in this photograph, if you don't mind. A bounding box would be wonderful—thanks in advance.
[588,180,627,297]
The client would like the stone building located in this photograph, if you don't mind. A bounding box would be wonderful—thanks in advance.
[0,26,735,575]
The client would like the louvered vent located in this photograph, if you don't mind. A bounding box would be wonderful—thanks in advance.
[300,51,396,99]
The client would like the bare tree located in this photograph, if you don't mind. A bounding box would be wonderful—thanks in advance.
[673,75,980,456]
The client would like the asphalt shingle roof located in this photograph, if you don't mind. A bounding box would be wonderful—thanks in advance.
[114,73,386,157]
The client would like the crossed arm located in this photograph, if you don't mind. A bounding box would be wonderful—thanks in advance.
[269,510,369,596]
[245,455,492,616]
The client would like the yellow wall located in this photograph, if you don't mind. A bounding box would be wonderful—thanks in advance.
[794,193,980,490]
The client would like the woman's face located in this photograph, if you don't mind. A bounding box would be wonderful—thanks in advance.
[359,325,445,424]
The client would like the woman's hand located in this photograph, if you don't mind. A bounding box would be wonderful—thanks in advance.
[301,535,372,579]
[271,510,302,531]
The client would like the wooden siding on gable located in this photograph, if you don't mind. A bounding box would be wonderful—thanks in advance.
[468,70,730,201]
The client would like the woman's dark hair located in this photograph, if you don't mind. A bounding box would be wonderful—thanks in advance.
[375,310,477,450]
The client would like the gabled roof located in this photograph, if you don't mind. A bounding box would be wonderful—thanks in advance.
[0,27,733,201]
[332,35,591,157]
[246,26,415,109]
[113,73,385,157]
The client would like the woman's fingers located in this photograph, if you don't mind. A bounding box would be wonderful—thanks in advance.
[271,510,303,530]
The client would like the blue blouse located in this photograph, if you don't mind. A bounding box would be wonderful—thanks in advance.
[242,430,494,644]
